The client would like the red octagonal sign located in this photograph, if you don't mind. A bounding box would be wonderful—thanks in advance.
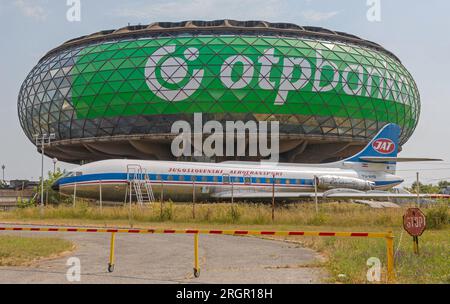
[403,208,426,236]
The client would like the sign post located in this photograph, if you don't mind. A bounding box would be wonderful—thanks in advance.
[403,208,426,254]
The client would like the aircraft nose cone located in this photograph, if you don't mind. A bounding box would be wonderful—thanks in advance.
[51,181,60,191]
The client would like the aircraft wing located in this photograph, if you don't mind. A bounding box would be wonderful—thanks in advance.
[211,191,319,199]
[359,157,443,162]
[211,190,450,200]
[322,193,449,199]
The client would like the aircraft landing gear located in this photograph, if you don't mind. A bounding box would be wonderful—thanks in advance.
[108,263,115,273]
[194,268,200,278]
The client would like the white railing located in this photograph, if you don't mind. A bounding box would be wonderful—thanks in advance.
[126,164,155,205]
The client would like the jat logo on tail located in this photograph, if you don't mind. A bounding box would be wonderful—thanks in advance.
[372,138,395,154]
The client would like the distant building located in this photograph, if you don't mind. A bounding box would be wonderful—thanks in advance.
[0,180,37,209]
[8,180,39,190]
[440,186,450,195]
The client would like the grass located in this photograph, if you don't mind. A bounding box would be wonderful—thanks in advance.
[0,201,448,283]
[2,201,411,226]
[0,235,74,266]
[275,226,450,284]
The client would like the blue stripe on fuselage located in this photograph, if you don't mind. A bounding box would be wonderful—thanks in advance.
[56,173,315,186]
[56,172,402,189]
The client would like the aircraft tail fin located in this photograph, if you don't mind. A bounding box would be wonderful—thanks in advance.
[346,123,400,163]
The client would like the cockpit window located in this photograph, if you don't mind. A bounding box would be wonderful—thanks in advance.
[62,171,83,178]
[62,172,73,178]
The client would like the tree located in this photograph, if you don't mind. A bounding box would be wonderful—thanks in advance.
[35,169,67,205]
[0,180,8,189]
[438,181,449,189]
[409,181,440,194]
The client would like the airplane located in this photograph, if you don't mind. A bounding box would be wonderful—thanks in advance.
[52,123,449,203]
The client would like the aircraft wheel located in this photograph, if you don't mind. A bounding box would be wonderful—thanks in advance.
[108,264,115,273]
[194,268,200,278]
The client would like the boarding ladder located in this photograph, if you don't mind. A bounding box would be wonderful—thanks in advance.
[126,164,155,205]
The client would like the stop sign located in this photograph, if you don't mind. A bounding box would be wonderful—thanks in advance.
[403,208,426,236]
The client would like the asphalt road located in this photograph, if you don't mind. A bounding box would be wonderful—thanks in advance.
[0,225,327,284]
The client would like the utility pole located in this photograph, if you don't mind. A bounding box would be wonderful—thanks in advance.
[34,133,56,208]
[231,178,234,205]
[1,165,5,181]
[271,174,275,222]
[416,172,420,207]
[192,176,196,219]
[314,175,319,214]
[52,158,58,174]
[99,179,103,213]
[160,179,164,219]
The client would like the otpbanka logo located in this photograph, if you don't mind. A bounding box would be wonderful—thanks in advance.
[144,45,314,105]
[144,44,414,105]
[145,45,204,102]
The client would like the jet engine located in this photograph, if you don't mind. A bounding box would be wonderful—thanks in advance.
[316,175,375,191]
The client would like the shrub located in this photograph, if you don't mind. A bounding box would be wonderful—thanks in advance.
[202,207,213,221]
[307,213,328,225]
[374,214,394,226]
[425,204,449,229]
[17,197,36,209]
[160,201,173,221]
[228,205,241,223]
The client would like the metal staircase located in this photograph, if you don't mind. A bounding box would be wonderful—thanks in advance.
[126,164,155,205]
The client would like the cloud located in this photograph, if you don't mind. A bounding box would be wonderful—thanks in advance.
[110,0,285,22]
[301,9,341,22]
[13,0,47,21]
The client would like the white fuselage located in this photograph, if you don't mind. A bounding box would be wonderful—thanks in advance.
[55,159,404,202]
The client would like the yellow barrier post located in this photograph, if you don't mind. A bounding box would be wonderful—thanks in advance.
[194,233,200,278]
[386,231,395,283]
[108,232,116,273]
[0,226,396,282]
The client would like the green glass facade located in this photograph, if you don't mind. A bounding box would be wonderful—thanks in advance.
[17,22,420,163]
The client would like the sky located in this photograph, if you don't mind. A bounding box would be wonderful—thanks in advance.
[0,0,449,186]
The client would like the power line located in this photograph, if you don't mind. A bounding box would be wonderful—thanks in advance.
[421,177,450,182]
[396,163,450,167]
[396,167,450,172]
[397,162,450,165]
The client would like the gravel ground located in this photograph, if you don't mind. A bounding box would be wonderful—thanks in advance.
[0,224,327,284]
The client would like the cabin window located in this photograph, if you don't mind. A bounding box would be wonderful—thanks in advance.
[75,172,82,176]
[202,176,207,182]
[213,176,219,182]
[222,174,230,184]
[244,175,251,185]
